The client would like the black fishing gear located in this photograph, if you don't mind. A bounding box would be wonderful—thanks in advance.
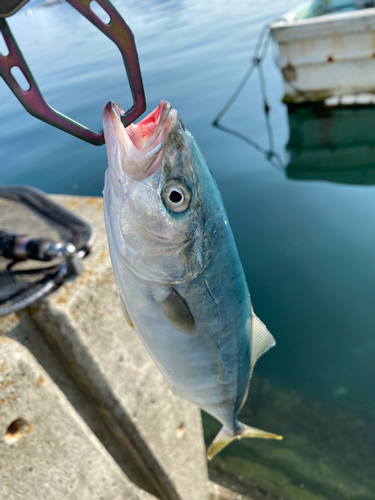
[0,185,94,316]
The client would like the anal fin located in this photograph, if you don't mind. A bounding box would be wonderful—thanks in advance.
[169,385,186,400]
[120,295,135,330]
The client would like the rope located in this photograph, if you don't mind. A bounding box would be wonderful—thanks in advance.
[213,23,272,126]
[212,22,285,170]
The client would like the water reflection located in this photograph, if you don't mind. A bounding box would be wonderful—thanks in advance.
[215,99,375,187]
[213,120,284,171]
[286,106,375,185]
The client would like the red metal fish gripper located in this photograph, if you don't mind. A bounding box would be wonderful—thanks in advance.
[0,0,146,145]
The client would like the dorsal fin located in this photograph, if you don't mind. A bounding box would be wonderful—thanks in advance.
[240,313,275,411]
[251,314,275,370]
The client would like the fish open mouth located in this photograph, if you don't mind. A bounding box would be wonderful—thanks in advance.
[103,100,176,180]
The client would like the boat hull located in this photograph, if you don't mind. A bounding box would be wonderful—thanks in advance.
[271,7,375,103]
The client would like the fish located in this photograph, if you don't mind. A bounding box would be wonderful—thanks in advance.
[102,100,282,459]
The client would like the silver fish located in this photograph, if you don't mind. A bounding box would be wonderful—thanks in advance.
[102,100,282,459]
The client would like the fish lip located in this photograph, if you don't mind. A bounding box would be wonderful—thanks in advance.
[104,99,172,129]
[103,100,173,150]
[103,100,176,181]
[103,99,172,126]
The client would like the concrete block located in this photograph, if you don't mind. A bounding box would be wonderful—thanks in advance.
[0,337,157,500]
[208,482,254,500]
[0,311,160,496]
[28,195,209,500]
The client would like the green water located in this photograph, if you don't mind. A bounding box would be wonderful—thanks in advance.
[1,0,375,498]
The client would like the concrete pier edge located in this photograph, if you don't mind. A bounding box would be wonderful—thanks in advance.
[0,195,209,500]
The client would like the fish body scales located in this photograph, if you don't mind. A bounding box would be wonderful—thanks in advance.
[103,100,282,458]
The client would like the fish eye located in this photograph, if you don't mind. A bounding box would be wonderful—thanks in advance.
[162,181,191,213]
[169,190,182,203]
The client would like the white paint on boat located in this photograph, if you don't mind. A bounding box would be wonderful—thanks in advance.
[270,3,375,103]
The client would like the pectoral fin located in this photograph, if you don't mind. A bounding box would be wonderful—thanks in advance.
[159,288,196,336]
[120,295,135,330]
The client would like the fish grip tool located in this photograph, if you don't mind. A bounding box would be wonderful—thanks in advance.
[0,185,95,316]
[0,0,146,145]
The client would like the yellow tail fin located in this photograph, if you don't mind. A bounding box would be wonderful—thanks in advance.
[207,422,282,460]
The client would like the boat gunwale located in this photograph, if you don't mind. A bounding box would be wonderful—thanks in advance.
[270,6,375,42]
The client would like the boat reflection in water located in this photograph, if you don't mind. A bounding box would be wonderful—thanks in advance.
[286,104,375,185]
[214,99,375,186]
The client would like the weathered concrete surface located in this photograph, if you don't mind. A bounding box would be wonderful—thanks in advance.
[0,337,157,500]
[0,311,161,497]
[208,482,254,500]
[27,195,209,500]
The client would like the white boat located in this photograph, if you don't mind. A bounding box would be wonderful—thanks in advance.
[270,1,375,104]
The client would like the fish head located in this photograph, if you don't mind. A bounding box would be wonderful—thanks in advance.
[103,100,220,284]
